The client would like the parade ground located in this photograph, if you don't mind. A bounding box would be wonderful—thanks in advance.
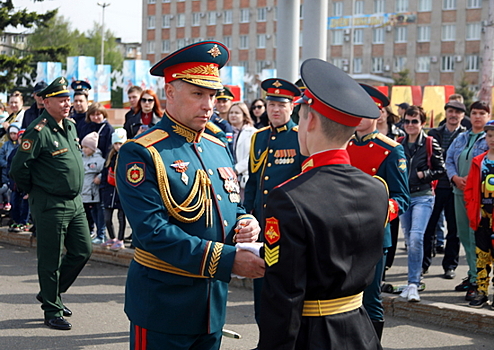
[2,227,494,349]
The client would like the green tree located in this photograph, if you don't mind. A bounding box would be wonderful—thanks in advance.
[0,0,57,92]
[82,23,124,71]
[393,69,413,86]
[456,77,475,112]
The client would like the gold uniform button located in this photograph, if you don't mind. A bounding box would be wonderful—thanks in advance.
[197,146,203,152]
[372,168,377,173]
[369,144,374,148]
[217,194,222,201]
[263,190,268,194]
[267,163,272,167]
[264,176,269,181]
[208,169,214,175]
[271,136,276,140]
[224,220,228,227]
[269,149,273,153]
[263,204,266,208]
[384,151,389,155]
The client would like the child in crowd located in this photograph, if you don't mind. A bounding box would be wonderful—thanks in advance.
[81,132,107,244]
[0,122,21,211]
[7,129,29,232]
[101,128,127,250]
[464,119,494,308]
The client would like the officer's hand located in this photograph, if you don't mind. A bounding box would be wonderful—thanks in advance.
[232,249,265,279]
[234,218,260,243]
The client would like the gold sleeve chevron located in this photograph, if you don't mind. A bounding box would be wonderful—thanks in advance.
[264,243,280,267]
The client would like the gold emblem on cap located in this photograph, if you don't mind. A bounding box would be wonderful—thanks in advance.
[274,89,280,94]
[207,44,221,58]
[272,80,282,88]
[59,77,66,84]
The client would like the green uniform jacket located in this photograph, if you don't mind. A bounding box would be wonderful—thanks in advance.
[10,111,84,197]
[116,113,253,335]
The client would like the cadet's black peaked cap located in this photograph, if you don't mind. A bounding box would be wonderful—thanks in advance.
[150,41,230,90]
[216,86,234,100]
[33,81,48,94]
[261,78,301,103]
[38,76,71,99]
[71,80,92,91]
[360,83,390,108]
[296,59,380,126]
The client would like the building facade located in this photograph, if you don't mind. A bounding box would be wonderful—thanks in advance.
[142,0,488,101]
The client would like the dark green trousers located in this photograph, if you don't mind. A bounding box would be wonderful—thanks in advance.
[30,190,92,319]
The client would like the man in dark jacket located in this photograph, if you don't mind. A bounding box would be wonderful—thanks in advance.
[423,101,467,279]
[21,81,47,129]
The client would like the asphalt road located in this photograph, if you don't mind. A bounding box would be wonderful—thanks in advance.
[1,243,494,350]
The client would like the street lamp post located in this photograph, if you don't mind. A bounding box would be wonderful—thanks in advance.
[97,2,111,66]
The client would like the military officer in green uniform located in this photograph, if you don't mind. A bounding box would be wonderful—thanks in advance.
[10,77,92,331]
[243,78,306,330]
[116,41,265,350]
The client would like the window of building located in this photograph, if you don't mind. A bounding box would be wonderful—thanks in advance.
[223,36,232,48]
[240,35,249,49]
[396,0,408,12]
[441,56,455,71]
[372,57,384,73]
[258,7,267,22]
[0,35,6,42]
[467,0,481,8]
[417,26,430,42]
[207,36,215,41]
[332,58,345,70]
[299,31,303,47]
[257,34,266,48]
[208,12,216,25]
[148,16,155,29]
[394,57,407,72]
[418,0,432,11]
[416,56,430,72]
[162,15,171,28]
[256,60,269,73]
[177,14,185,27]
[374,0,385,13]
[224,10,233,24]
[442,24,456,41]
[466,23,481,40]
[162,40,170,53]
[465,55,480,71]
[354,58,363,73]
[192,37,203,43]
[273,34,277,47]
[395,26,407,43]
[300,5,304,19]
[147,41,155,54]
[239,60,249,72]
[192,13,201,26]
[177,39,186,49]
[332,30,344,45]
[162,0,170,2]
[333,2,343,16]
[354,1,364,15]
[148,0,155,3]
[443,0,456,10]
[373,28,385,43]
[354,29,363,44]
[240,9,250,23]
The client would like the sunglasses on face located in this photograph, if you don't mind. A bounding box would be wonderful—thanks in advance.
[404,119,420,125]
[253,105,264,109]
[141,98,154,103]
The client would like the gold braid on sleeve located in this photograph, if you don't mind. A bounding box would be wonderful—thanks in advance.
[147,146,213,227]
[249,133,268,173]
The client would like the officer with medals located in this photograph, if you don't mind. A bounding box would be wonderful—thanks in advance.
[346,84,410,340]
[259,59,389,350]
[69,80,91,138]
[10,77,92,331]
[243,77,306,331]
[115,41,264,350]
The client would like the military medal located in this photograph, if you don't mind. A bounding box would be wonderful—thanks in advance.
[171,160,190,185]
[53,141,59,147]
[218,167,240,203]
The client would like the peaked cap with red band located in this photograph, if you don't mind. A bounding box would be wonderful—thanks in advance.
[150,40,230,90]
[360,83,390,108]
[261,78,301,103]
[295,59,380,127]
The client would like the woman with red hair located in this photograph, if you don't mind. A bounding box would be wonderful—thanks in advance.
[124,89,163,139]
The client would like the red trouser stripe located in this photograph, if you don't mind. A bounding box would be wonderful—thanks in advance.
[134,325,147,350]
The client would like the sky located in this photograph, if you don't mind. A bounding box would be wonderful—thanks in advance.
[13,0,142,43]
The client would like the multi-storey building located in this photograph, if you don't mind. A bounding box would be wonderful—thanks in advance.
[142,0,489,101]
[0,30,28,56]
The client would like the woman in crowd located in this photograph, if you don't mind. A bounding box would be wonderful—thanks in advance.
[249,98,268,129]
[446,101,490,302]
[79,103,115,159]
[124,89,162,139]
[1,92,25,147]
[227,102,257,202]
[399,105,445,302]
[377,105,405,140]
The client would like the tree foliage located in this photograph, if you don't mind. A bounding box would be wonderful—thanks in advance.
[456,77,476,112]
[393,69,413,86]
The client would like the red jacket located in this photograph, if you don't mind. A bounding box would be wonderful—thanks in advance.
[464,151,489,231]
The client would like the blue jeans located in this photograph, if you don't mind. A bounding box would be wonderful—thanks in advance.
[400,195,435,285]
[10,191,29,225]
